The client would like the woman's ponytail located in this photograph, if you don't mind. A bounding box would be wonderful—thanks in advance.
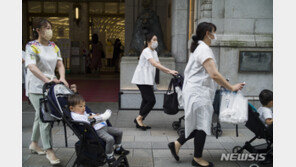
[32,28,39,40]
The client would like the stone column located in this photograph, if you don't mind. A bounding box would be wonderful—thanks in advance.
[69,2,89,73]
[22,1,28,43]
[171,0,189,75]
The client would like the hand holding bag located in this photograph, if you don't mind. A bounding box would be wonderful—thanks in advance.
[163,79,179,115]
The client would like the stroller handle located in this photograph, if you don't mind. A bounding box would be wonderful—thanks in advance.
[42,82,65,95]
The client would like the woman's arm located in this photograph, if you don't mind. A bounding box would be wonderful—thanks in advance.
[27,64,51,83]
[203,59,245,91]
[148,58,178,75]
[56,60,69,87]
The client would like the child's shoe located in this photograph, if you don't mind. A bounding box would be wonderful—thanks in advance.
[106,155,116,166]
[114,146,130,155]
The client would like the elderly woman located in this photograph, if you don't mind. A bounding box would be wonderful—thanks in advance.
[168,22,245,167]
[26,18,68,165]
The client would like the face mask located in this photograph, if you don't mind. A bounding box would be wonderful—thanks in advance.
[208,33,217,43]
[151,41,158,49]
[44,29,53,41]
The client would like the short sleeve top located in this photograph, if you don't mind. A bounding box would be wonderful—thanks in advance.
[257,107,273,127]
[25,40,63,94]
[131,47,159,85]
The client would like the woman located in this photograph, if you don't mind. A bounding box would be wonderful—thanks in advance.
[131,33,178,130]
[168,22,245,167]
[90,33,103,72]
[112,38,122,72]
[26,18,68,165]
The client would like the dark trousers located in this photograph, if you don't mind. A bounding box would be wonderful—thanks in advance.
[177,129,207,158]
[137,85,156,120]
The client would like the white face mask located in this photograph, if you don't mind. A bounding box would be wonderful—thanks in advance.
[151,41,158,49]
[44,29,53,41]
[208,33,217,42]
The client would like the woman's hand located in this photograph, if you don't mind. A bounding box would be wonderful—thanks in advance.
[231,83,246,91]
[52,78,60,84]
[59,78,69,87]
[169,70,178,76]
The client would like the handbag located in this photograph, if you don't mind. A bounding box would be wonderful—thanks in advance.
[163,79,179,115]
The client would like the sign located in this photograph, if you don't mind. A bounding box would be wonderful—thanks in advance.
[239,51,273,72]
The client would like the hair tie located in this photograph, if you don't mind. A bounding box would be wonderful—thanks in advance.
[192,35,198,42]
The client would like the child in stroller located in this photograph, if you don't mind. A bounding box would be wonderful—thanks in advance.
[68,87,129,165]
[232,101,273,165]
[258,89,273,135]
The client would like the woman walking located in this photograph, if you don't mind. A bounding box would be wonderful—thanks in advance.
[26,18,68,165]
[90,33,103,72]
[168,22,245,166]
[131,33,178,130]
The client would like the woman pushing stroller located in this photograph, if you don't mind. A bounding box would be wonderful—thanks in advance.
[168,22,245,167]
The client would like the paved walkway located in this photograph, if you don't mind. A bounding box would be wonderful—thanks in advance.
[22,102,272,167]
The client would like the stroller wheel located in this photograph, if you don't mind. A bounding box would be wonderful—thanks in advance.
[172,121,181,130]
[232,146,243,153]
[177,128,185,136]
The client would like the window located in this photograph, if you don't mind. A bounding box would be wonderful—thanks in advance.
[28,1,41,13]
[44,2,57,13]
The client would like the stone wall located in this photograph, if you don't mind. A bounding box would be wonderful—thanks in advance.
[171,0,189,75]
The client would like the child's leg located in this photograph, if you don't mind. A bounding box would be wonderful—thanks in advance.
[105,127,123,146]
[96,127,115,156]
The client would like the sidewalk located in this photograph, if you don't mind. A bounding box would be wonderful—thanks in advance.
[22,102,272,167]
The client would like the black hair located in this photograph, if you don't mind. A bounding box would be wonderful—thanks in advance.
[259,89,273,106]
[32,18,52,40]
[144,33,156,47]
[68,94,85,107]
[190,22,217,53]
[92,34,99,44]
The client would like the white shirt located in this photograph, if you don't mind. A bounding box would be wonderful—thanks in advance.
[131,47,159,85]
[71,111,107,130]
[183,40,218,137]
[25,40,63,94]
[257,106,273,127]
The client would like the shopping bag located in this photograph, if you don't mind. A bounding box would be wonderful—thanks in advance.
[219,91,248,124]
[163,79,179,115]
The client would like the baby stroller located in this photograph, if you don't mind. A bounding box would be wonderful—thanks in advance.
[232,103,273,165]
[170,75,224,138]
[40,82,129,167]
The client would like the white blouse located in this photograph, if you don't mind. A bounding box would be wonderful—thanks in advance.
[25,40,63,94]
[131,47,159,85]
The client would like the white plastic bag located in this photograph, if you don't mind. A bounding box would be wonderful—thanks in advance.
[175,86,183,107]
[219,91,248,124]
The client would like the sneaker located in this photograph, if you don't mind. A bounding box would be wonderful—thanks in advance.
[114,146,130,155]
[106,155,116,165]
